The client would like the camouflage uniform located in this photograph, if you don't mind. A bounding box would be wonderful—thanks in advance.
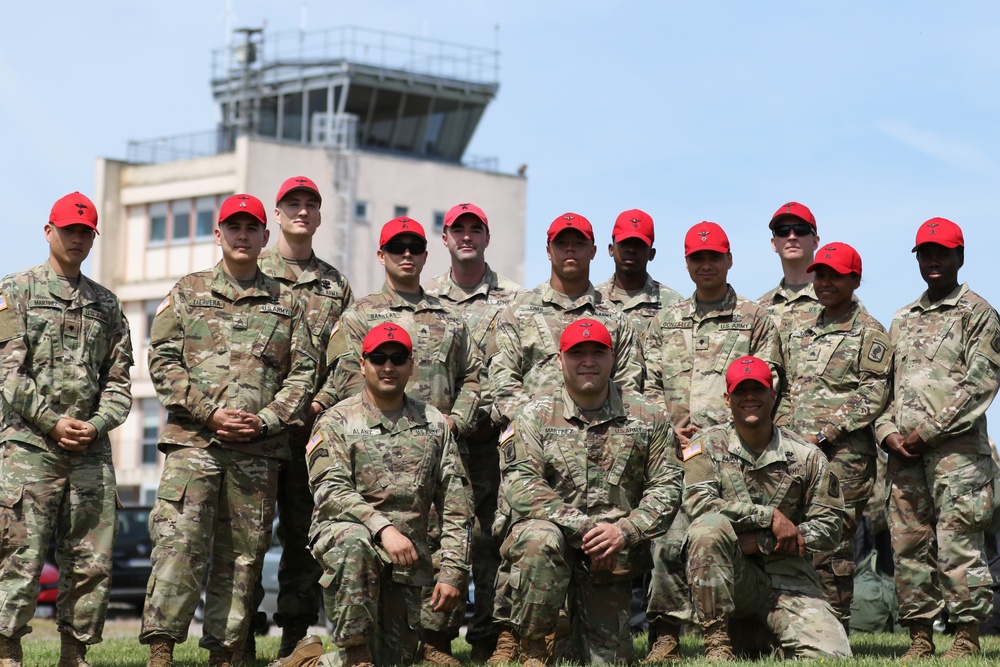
[256,248,353,634]
[780,302,891,623]
[426,265,521,648]
[0,263,133,644]
[497,383,683,663]
[594,273,681,336]
[683,423,851,658]
[757,281,823,349]
[140,263,317,652]
[875,283,1000,626]
[642,285,783,628]
[307,391,472,665]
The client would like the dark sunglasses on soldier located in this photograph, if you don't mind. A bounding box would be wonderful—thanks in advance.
[364,351,411,366]
[382,240,427,255]
[772,223,814,238]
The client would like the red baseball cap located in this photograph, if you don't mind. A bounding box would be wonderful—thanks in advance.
[559,318,613,352]
[725,356,773,393]
[769,202,817,231]
[362,322,413,355]
[807,242,863,277]
[49,192,99,234]
[219,194,267,226]
[684,222,730,256]
[612,209,654,246]
[379,217,426,247]
[547,213,594,244]
[912,217,964,253]
[276,176,322,206]
[444,203,488,228]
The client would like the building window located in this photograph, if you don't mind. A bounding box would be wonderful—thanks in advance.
[394,206,408,218]
[195,196,215,238]
[354,201,368,220]
[149,202,168,243]
[142,487,158,506]
[140,397,163,465]
[118,486,140,506]
[172,199,191,241]
[433,211,446,231]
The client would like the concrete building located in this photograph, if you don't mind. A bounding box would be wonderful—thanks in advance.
[93,26,527,504]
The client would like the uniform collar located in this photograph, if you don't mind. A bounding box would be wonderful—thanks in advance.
[211,262,273,301]
[770,279,817,304]
[727,423,785,469]
[682,284,738,319]
[808,302,861,334]
[601,273,660,308]
[361,391,429,431]
[435,264,498,301]
[914,283,968,312]
[538,280,598,310]
[258,246,321,286]
[44,261,97,306]
[379,283,443,312]
[559,382,626,425]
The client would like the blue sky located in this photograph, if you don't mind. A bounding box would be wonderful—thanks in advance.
[4,1,1000,333]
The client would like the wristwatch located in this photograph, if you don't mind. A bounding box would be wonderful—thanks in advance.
[815,432,828,446]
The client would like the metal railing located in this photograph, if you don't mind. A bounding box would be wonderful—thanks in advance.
[126,128,236,165]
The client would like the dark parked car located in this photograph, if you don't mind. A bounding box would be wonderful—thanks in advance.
[110,506,154,609]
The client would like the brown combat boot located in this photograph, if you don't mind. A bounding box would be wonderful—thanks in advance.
[147,638,174,667]
[278,622,310,659]
[0,636,22,667]
[519,636,548,667]
[272,635,326,667]
[469,641,497,663]
[208,649,234,667]
[702,619,735,662]
[421,630,460,666]
[900,622,936,659]
[942,622,980,659]
[58,634,90,667]
[344,643,374,667]
[486,629,520,665]
[643,621,681,663]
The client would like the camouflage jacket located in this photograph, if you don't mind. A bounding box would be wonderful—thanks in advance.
[0,262,133,454]
[325,284,482,436]
[874,283,1000,455]
[595,273,682,335]
[148,263,318,458]
[757,280,823,336]
[499,383,683,574]
[307,391,473,588]
[489,282,644,427]
[258,248,353,410]
[643,285,784,430]
[779,303,891,453]
[682,423,844,594]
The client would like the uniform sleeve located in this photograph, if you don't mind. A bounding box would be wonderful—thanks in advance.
[639,316,665,411]
[488,306,530,426]
[613,314,644,392]
[326,308,367,404]
[87,303,134,438]
[615,417,683,546]
[434,426,473,588]
[914,306,1000,446]
[751,310,787,417]
[0,280,62,435]
[257,298,319,433]
[500,411,596,545]
[148,286,222,425]
[819,328,892,444]
[797,449,845,554]
[308,418,392,537]
[448,322,482,437]
[874,321,901,445]
[681,437,775,532]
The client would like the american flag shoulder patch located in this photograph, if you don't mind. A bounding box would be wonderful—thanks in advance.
[155,295,170,316]
[681,442,703,461]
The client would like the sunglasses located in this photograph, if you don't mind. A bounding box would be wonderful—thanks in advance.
[364,351,411,366]
[772,223,814,238]
[382,240,427,255]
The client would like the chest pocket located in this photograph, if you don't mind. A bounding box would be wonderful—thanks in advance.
[711,329,749,374]
[307,296,336,344]
[83,306,112,366]
[523,313,560,371]
[24,300,61,363]
[659,326,693,379]
[354,438,390,492]
[924,318,961,370]
[546,436,587,491]
[252,315,291,374]
[607,439,636,486]
[183,307,228,368]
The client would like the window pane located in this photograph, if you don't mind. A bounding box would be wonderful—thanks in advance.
[195,196,215,238]
[354,201,368,220]
[366,89,401,149]
[394,94,430,153]
[307,88,329,143]
[394,206,408,218]
[344,84,375,146]
[149,202,167,243]
[259,96,278,137]
[433,211,445,231]
[172,200,191,240]
[282,92,304,142]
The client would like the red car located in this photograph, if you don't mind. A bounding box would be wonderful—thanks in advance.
[36,562,58,616]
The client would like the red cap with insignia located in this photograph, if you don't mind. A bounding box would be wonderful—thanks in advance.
[769,201,816,230]
[547,212,594,244]
[559,318,613,352]
[444,203,488,228]
[362,322,413,355]
[684,221,730,256]
[725,356,773,393]
[219,194,267,226]
[612,209,654,246]
[912,217,964,253]
[49,192,99,234]
[807,242,862,277]
[379,216,427,246]
[276,176,322,206]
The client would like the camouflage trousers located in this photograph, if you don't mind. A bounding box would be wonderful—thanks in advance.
[140,444,279,651]
[0,442,117,642]
[887,449,997,625]
[686,513,851,659]
[313,521,422,665]
[498,519,633,664]
[813,445,874,626]
[647,508,693,627]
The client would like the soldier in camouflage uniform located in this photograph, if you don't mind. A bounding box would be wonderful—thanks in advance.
[247,176,354,659]
[496,319,683,666]
[641,222,783,661]
[324,215,480,665]
[425,203,522,661]
[487,212,643,663]
[280,322,472,667]
[595,208,681,336]
[140,194,318,667]
[0,192,133,667]
[875,218,1000,659]
[779,242,891,630]
[683,356,850,660]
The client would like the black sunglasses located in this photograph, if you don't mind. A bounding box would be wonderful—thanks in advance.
[364,351,411,366]
[772,223,814,238]
[382,240,427,255]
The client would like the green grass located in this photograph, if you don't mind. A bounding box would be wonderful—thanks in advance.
[18,624,1000,666]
